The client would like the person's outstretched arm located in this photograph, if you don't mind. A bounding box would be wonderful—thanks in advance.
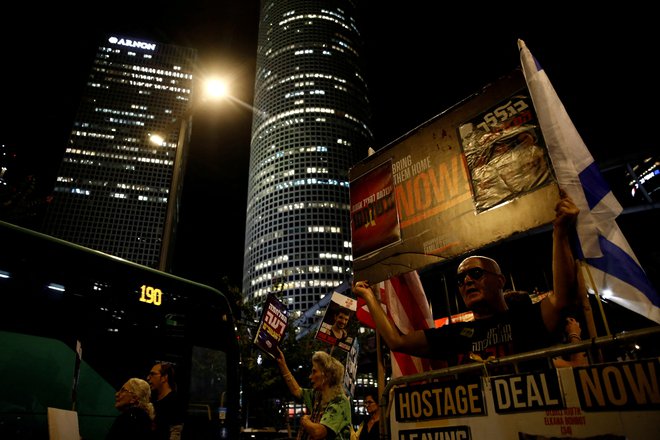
[352,281,430,356]
[541,189,579,332]
[275,347,302,399]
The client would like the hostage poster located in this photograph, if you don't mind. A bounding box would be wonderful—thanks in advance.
[315,292,357,352]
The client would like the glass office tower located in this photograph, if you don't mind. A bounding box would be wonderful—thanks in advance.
[244,0,373,323]
[43,35,196,269]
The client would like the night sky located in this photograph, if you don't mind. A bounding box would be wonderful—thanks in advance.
[3,3,657,291]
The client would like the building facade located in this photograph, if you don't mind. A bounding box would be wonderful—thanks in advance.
[43,35,196,268]
[244,0,373,323]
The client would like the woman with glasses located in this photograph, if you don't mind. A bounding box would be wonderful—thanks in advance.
[106,378,155,440]
[357,391,380,440]
[352,190,579,368]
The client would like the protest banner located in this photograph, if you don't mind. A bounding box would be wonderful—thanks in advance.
[253,293,288,359]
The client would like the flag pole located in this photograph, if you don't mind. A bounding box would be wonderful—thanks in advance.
[375,330,386,440]
[441,273,453,324]
[580,260,612,336]
[577,260,598,339]
[577,260,604,363]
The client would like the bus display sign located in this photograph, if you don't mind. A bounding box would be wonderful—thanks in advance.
[139,284,162,306]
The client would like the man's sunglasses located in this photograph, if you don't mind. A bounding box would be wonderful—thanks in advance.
[456,267,498,286]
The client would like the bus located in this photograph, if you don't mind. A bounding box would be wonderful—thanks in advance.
[0,220,240,439]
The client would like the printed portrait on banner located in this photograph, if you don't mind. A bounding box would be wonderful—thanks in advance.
[350,160,401,259]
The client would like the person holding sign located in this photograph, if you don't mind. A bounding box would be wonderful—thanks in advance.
[275,347,351,440]
[352,190,579,367]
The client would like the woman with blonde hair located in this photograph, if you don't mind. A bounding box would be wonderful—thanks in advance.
[106,377,155,439]
[276,348,351,439]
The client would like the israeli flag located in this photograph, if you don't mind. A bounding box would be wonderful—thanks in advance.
[519,39,660,324]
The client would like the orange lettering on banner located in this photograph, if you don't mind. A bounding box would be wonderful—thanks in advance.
[396,155,472,228]
[427,161,461,202]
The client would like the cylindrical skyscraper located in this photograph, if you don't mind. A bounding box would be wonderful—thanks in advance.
[244,0,372,323]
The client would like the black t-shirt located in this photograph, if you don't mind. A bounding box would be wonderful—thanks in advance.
[153,391,185,440]
[358,418,380,440]
[424,300,551,368]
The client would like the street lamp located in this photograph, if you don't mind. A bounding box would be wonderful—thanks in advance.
[151,77,229,272]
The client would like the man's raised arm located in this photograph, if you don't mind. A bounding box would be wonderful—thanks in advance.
[541,189,579,332]
[352,281,430,356]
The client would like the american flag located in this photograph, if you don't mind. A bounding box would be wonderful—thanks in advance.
[358,270,436,378]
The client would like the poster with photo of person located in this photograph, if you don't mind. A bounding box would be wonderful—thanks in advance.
[316,292,357,352]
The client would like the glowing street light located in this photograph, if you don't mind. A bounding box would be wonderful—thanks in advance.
[151,77,229,272]
[149,77,229,146]
[205,77,228,100]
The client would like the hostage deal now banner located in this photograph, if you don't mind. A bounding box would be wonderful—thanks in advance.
[390,358,660,439]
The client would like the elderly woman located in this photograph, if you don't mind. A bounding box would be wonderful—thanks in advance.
[106,377,155,440]
[276,347,351,440]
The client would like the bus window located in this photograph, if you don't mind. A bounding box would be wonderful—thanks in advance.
[0,220,240,440]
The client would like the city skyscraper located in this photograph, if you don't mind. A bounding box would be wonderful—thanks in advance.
[244,0,373,323]
[43,35,197,269]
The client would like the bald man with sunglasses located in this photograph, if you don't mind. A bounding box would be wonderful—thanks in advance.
[352,190,579,366]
